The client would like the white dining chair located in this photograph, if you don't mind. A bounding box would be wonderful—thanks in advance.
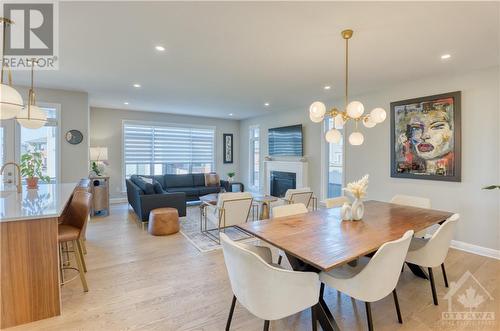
[390,194,431,237]
[320,230,414,331]
[284,187,314,206]
[272,203,308,218]
[271,203,309,265]
[405,214,459,305]
[321,196,350,209]
[203,192,253,243]
[220,233,321,331]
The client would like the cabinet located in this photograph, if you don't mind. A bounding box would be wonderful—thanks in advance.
[89,176,110,216]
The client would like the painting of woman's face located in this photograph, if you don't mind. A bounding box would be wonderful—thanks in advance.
[391,93,460,182]
[408,110,453,160]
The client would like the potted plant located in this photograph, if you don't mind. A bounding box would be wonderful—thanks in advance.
[227,172,236,183]
[20,152,51,189]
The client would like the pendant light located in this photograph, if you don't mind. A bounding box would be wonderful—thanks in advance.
[0,17,24,120]
[309,29,386,146]
[16,59,47,129]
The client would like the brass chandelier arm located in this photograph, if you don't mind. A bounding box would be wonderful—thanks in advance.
[1,18,15,86]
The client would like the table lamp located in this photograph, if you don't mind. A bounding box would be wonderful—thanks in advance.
[89,147,108,176]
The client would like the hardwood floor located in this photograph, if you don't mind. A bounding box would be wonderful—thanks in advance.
[8,203,499,331]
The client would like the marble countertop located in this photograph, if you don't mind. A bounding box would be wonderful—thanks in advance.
[0,183,76,222]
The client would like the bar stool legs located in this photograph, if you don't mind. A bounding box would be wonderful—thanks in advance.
[73,239,89,292]
[59,240,89,292]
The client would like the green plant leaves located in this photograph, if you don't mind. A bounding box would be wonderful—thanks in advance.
[483,185,500,190]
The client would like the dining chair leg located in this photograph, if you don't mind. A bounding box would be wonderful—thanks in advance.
[225,295,237,331]
[277,255,283,265]
[76,239,87,273]
[365,302,374,331]
[263,320,270,331]
[392,289,403,324]
[320,283,325,300]
[311,304,318,331]
[73,240,89,292]
[428,267,438,305]
[441,263,449,288]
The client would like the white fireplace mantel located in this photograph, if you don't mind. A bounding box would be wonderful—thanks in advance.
[263,160,308,195]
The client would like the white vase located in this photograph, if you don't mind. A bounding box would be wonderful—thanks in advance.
[341,202,352,221]
[351,198,364,221]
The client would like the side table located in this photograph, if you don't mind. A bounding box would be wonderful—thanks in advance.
[89,176,110,216]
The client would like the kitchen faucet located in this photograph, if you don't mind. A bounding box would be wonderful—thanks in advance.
[1,162,22,193]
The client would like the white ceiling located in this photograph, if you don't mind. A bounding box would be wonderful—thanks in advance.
[10,1,500,119]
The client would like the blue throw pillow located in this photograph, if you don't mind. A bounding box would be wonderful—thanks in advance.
[131,175,155,194]
[153,180,165,194]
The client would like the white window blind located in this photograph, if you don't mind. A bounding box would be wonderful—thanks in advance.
[124,123,215,176]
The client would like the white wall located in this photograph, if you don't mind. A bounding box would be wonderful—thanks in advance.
[240,67,499,251]
[90,107,240,198]
[3,86,89,183]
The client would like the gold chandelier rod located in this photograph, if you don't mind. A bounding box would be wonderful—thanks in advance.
[0,17,14,86]
[342,29,353,110]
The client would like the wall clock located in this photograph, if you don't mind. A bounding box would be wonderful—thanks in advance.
[65,130,83,145]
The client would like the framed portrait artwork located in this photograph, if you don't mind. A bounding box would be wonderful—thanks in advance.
[390,91,461,182]
[223,133,233,164]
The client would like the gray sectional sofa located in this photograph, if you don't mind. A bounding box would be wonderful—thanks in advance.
[125,173,223,222]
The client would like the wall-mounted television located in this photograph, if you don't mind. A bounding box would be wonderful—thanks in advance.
[268,124,303,156]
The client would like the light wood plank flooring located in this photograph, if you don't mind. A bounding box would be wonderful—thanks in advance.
[8,203,499,331]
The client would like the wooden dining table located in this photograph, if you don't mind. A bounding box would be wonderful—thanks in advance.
[237,200,453,331]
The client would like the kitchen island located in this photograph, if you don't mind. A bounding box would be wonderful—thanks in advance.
[0,183,76,329]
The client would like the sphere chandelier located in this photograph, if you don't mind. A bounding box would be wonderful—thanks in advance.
[309,29,386,145]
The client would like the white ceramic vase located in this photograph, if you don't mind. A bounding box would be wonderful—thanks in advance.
[351,198,364,221]
[341,202,352,221]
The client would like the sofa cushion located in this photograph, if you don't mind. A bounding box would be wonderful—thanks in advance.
[131,175,155,195]
[166,187,199,196]
[164,174,194,188]
[192,173,206,187]
[198,186,220,196]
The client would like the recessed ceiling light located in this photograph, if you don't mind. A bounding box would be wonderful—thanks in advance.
[441,54,451,60]
[155,45,165,51]
[133,83,141,88]
[264,102,270,107]
[229,113,233,116]
[124,102,129,105]
[324,85,331,90]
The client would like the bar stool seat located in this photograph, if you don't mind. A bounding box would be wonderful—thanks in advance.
[58,224,80,242]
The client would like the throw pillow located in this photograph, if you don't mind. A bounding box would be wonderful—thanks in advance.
[204,173,220,187]
[153,180,165,194]
[139,176,153,184]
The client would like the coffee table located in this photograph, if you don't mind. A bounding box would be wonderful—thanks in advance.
[199,193,218,205]
[253,194,279,220]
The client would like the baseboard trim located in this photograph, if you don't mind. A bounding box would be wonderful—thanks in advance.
[110,197,128,204]
[451,240,500,260]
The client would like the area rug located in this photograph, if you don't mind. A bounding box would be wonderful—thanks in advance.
[179,205,259,252]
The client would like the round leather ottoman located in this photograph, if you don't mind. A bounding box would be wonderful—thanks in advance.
[148,208,180,236]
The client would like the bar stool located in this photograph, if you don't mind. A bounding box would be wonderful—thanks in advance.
[59,191,92,292]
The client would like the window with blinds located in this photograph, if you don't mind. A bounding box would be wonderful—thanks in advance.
[123,122,215,177]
